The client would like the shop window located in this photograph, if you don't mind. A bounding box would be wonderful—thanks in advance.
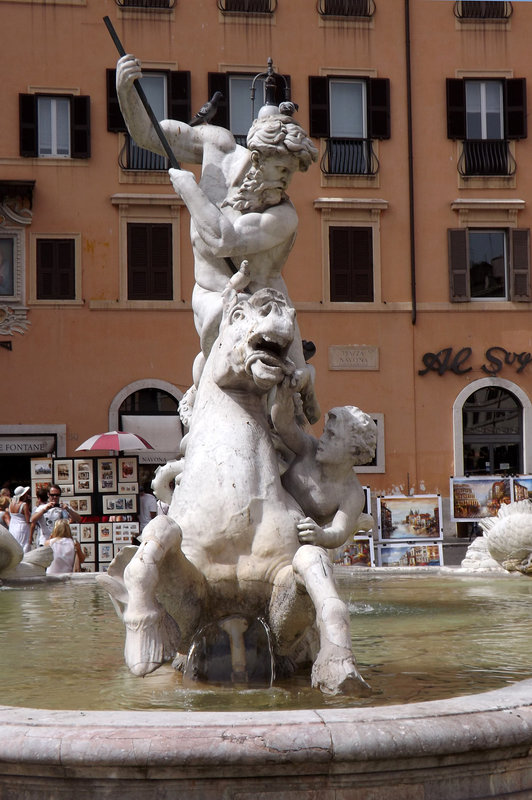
[446,78,526,176]
[309,76,389,175]
[329,226,374,301]
[19,94,90,159]
[208,72,289,145]
[462,386,522,475]
[107,69,190,170]
[448,228,530,301]
[127,223,173,300]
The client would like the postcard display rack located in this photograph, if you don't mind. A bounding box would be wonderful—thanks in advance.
[375,495,444,567]
[450,475,532,523]
[30,456,140,571]
[335,487,376,567]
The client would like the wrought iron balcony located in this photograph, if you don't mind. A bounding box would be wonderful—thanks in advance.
[458,139,516,177]
[317,0,375,17]
[116,0,175,7]
[120,136,168,171]
[454,1,512,20]
[320,138,379,176]
[217,0,276,13]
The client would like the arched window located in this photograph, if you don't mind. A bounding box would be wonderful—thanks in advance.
[462,386,522,475]
[119,387,178,418]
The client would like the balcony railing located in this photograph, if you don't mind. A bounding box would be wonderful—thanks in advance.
[454,1,513,20]
[217,0,276,13]
[119,136,168,171]
[320,138,379,176]
[458,139,516,177]
[317,0,375,17]
[116,0,175,7]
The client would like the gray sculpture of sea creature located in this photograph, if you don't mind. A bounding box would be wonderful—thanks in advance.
[480,500,532,574]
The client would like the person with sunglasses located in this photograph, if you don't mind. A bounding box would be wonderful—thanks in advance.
[30,484,81,546]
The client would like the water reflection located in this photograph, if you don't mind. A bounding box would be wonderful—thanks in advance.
[1,574,532,711]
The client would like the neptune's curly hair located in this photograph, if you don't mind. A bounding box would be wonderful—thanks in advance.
[246,114,318,172]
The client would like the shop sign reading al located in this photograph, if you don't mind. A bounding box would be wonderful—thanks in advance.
[419,347,532,377]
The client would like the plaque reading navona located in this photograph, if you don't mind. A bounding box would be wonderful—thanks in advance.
[328,345,379,371]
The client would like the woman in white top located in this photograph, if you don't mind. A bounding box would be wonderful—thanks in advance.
[45,519,85,574]
[8,486,31,553]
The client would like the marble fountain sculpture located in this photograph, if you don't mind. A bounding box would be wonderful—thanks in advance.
[3,54,532,800]
[99,53,376,698]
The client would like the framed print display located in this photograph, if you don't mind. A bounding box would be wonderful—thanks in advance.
[97,458,117,493]
[102,494,137,515]
[118,482,139,495]
[336,536,375,567]
[512,476,532,502]
[377,541,443,567]
[79,523,95,543]
[377,495,442,541]
[69,524,80,538]
[82,562,95,572]
[59,484,74,497]
[74,459,94,493]
[31,458,52,480]
[98,523,113,541]
[68,496,92,514]
[31,479,51,501]
[118,457,138,483]
[54,459,73,485]
[450,477,511,522]
[98,542,114,562]
[80,542,95,562]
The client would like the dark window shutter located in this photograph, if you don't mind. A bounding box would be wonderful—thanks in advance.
[329,227,373,302]
[208,73,230,128]
[448,229,470,301]
[169,71,191,122]
[107,69,127,132]
[505,78,527,140]
[128,223,172,300]
[36,239,75,300]
[446,78,466,140]
[368,78,390,140]
[19,94,38,157]
[71,96,91,158]
[309,76,330,138]
[510,228,530,301]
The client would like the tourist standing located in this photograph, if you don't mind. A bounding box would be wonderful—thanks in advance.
[8,486,31,553]
[30,484,81,543]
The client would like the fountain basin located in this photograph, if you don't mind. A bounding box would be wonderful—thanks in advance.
[2,569,532,798]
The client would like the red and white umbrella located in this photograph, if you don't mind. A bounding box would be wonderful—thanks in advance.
[75,430,154,452]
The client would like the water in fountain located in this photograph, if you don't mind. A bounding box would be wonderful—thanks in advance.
[2,573,532,712]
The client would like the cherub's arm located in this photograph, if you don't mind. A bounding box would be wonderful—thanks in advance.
[297,486,366,550]
[270,377,313,457]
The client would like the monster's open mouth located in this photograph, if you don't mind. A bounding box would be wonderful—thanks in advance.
[245,334,292,387]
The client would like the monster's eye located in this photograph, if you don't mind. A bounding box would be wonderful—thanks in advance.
[230,308,246,323]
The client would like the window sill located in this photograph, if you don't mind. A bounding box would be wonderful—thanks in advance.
[218,9,275,24]
[89,299,191,310]
[28,299,84,306]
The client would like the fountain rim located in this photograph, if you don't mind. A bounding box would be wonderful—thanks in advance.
[2,566,532,793]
